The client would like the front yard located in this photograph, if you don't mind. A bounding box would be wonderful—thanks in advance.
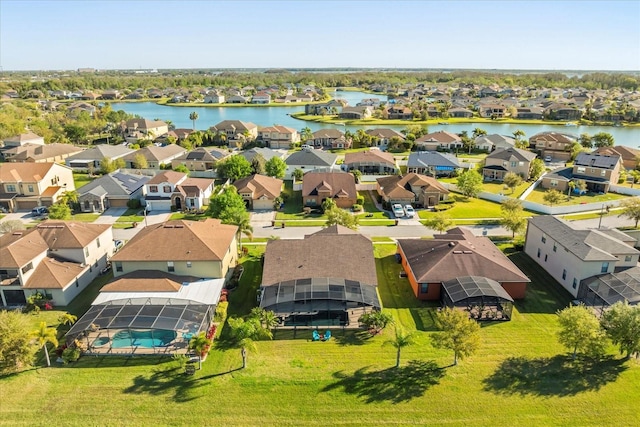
[418,195,505,220]
[2,244,638,426]
[525,188,628,206]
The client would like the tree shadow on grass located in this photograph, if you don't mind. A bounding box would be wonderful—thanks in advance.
[482,355,628,397]
[322,360,445,404]
[124,365,205,403]
[332,330,375,346]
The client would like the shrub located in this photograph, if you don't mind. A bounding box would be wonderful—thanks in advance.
[434,205,453,211]
[127,199,141,209]
[359,311,393,335]
[62,347,81,364]
[352,204,363,212]
[356,195,365,205]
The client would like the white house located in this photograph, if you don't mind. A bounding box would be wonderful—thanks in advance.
[144,170,213,211]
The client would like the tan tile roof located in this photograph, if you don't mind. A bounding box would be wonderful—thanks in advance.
[233,174,283,199]
[0,229,48,268]
[23,257,86,289]
[180,177,214,192]
[344,149,396,166]
[529,132,576,144]
[262,227,377,286]
[416,131,461,143]
[110,218,237,262]
[398,228,529,284]
[101,270,200,292]
[36,221,111,249]
[259,125,296,134]
[302,172,357,199]
[0,162,57,182]
[147,170,186,185]
[377,173,449,199]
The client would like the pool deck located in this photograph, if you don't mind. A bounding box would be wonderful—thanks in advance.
[81,330,192,356]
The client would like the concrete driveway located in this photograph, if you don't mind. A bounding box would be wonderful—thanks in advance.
[251,210,276,227]
[0,211,34,225]
[93,208,127,224]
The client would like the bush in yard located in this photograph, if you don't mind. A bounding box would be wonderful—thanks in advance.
[359,311,393,335]
[215,301,229,323]
[127,199,141,209]
[352,204,363,212]
[62,346,81,364]
[356,195,365,205]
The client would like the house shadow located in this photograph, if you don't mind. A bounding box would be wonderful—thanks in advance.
[482,355,628,397]
[321,360,444,404]
[124,365,204,403]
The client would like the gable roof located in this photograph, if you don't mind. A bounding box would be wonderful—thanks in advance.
[79,172,150,197]
[124,145,186,162]
[0,228,49,268]
[125,118,168,130]
[176,147,230,162]
[211,120,257,132]
[486,147,537,162]
[3,132,43,144]
[110,219,237,262]
[65,144,134,161]
[35,221,111,249]
[529,131,577,144]
[259,125,296,134]
[474,134,515,147]
[23,257,86,289]
[261,227,376,286]
[312,129,344,139]
[0,162,64,183]
[406,151,460,169]
[239,147,286,163]
[285,149,337,167]
[377,173,449,199]
[6,143,83,162]
[593,145,640,162]
[416,131,461,144]
[344,149,396,166]
[233,174,283,199]
[147,170,186,185]
[398,228,529,283]
[527,216,638,261]
[573,152,621,169]
[364,128,405,140]
[302,171,356,199]
[101,270,200,292]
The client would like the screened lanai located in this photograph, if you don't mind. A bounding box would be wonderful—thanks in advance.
[442,276,514,321]
[259,277,381,327]
[579,266,640,309]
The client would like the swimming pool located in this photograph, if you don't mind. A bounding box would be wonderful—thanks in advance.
[110,329,177,348]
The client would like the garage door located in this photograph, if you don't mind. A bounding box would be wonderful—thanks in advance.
[253,198,273,210]
[109,199,129,207]
[146,200,172,212]
[16,200,40,210]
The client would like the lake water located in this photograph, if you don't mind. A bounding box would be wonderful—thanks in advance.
[110,91,640,147]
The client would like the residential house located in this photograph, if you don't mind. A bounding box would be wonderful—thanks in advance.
[339,106,373,120]
[66,102,96,117]
[100,89,121,100]
[415,131,462,151]
[210,120,258,142]
[478,104,506,118]
[258,125,300,149]
[364,128,405,148]
[376,173,449,207]
[155,129,193,144]
[78,171,150,212]
[0,221,114,307]
[544,103,583,121]
[516,107,544,120]
[385,105,413,120]
[397,227,530,307]
[124,119,169,143]
[226,95,249,104]
[524,215,639,298]
[448,107,474,118]
[593,146,640,170]
[144,170,214,212]
[0,162,75,212]
[285,148,338,178]
[482,147,537,181]
[259,225,380,327]
[239,147,288,165]
[233,174,283,210]
[251,92,271,104]
[65,145,134,171]
[3,143,83,163]
[109,218,238,279]
[343,149,398,175]
[541,153,621,193]
[1,132,45,149]
[170,147,231,173]
[529,131,577,161]
[204,93,225,104]
[123,145,186,169]
[406,151,461,177]
[474,134,516,152]
[310,129,352,149]
[302,171,357,209]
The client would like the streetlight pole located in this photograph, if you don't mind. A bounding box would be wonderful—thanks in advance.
[598,204,610,229]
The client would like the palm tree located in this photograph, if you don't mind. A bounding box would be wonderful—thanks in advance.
[567,180,576,198]
[383,326,415,368]
[189,111,199,131]
[188,332,212,370]
[301,127,313,143]
[31,322,58,367]
[58,190,79,207]
[471,128,487,140]
[227,210,253,251]
[58,313,77,329]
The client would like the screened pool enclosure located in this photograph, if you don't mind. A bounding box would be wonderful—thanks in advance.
[441,276,514,321]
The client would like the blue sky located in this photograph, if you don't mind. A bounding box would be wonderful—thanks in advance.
[1,0,639,71]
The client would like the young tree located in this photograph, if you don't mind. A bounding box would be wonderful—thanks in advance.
[265,157,287,179]
[579,133,593,149]
[0,310,36,373]
[227,315,273,369]
[225,209,253,251]
[567,180,577,198]
[619,197,640,228]
[431,307,481,366]
[58,190,79,208]
[502,172,523,194]
[325,206,359,230]
[601,301,640,359]
[351,169,362,183]
[30,322,58,367]
[501,210,527,238]
[208,186,247,219]
[58,313,77,328]
[592,132,615,148]
[173,164,190,175]
[0,219,25,234]
[359,311,394,335]
[217,155,252,181]
[188,332,212,370]
[321,198,336,213]
[47,203,71,220]
[250,153,266,175]
[456,170,483,198]
[557,305,607,360]
[133,153,148,169]
[512,129,526,143]
[100,157,116,174]
[529,158,546,181]
[424,212,454,234]
[543,189,563,207]
[293,168,304,182]
[501,198,523,214]
[383,326,416,368]
[189,111,199,131]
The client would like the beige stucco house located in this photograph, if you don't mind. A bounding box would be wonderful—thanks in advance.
[482,147,537,181]
[0,162,75,212]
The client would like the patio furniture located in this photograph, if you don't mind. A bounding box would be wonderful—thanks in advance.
[323,330,332,341]
[312,330,320,341]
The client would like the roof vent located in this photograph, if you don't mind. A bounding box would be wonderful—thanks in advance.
[463,251,473,254]
[448,242,456,247]
[453,250,463,254]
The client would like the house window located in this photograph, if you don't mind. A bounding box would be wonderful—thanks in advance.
[562,269,567,280]
[76,279,79,288]
[544,254,548,262]
[553,244,557,252]
[420,283,429,294]
[510,161,517,168]
[21,262,33,274]
[541,235,546,243]
[625,255,633,262]
[600,170,606,176]
[577,167,586,174]
[115,262,123,272]
[163,186,171,193]
[167,261,175,272]
[572,278,578,289]
[186,261,192,268]
[601,262,609,273]
[28,185,34,192]
[96,238,100,248]
[84,247,89,257]
[537,248,541,258]
[6,184,16,192]
[550,180,558,187]
[149,185,158,193]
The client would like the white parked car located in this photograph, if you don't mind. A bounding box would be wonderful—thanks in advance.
[392,204,405,218]
[404,205,415,218]
[544,155,552,162]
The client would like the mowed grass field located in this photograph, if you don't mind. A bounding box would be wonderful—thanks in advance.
[1,245,639,426]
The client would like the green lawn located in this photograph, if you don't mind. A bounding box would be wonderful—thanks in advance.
[525,188,628,206]
[169,212,208,221]
[418,195,505,219]
[72,173,94,190]
[116,208,145,223]
[2,246,639,426]
[482,181,531,198]
[69,213,100,222]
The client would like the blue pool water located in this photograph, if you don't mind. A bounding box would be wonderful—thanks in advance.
[110,330,177,348]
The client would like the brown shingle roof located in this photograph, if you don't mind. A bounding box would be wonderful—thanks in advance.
[233,174,283,199]
[302,172,356,199]
[147,170,186,185]
[416,131,461,143]
[101,270,200,292]
[398,228,529,283]
[344,149,396,166]
[594,145,640,162]
[261,227,377,286]
[35,221,111,249]
[180,177,214,192]
[110,219,237,262]
[6,143,83,162]
[124,145,186,162]
[377,173,449,199]
[23,257,86,289]
[0,229,48,268]
[0,162,58,182]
